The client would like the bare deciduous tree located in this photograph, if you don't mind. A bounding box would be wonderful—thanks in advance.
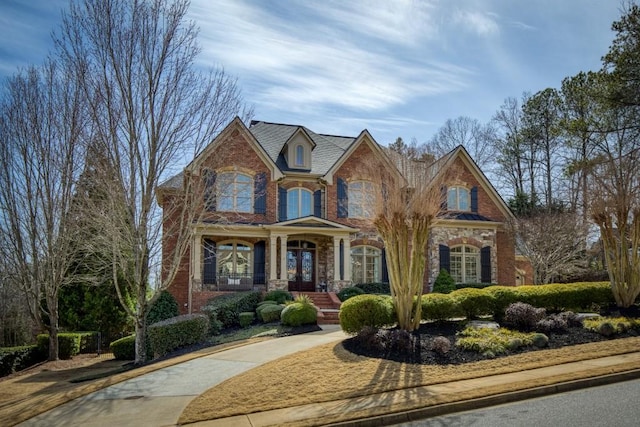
[0,61,86,360]
[54,0,251,363]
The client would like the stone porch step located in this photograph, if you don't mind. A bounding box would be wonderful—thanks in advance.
[291,292,342,324]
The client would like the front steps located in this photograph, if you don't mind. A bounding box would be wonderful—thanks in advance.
[291,292,342,325]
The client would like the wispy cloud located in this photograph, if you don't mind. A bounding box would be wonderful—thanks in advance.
[453,10,500,36]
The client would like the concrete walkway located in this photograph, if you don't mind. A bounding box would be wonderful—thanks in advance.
[18,326,640,427]
[19,326,348,427]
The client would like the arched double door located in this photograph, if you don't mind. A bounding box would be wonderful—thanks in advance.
[287,240,315,292]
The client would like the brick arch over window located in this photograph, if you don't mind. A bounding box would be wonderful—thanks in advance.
[447,237,483,249]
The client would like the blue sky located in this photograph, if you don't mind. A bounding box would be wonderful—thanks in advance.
[0,0,624,146]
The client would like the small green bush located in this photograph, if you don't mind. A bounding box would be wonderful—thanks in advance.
[531,333,549,348]
[450,288,495,319]
[339,294,396,334]
[148,314,209,358]
[36,333,82,360]
[355,282,391,294]
[202,291,261,328]
[260,304,284,323]
[281,296,317,327]
[146,290,180,325]
[583,316,639,336]
[110,335,136,360]
[504,302,546,331]
[263,289,293,304]
[421,293,462,321]
[257,300,277,308]
[484,286,522,320]
[239,312,255,328]
[0,345,44,377]
[432,269,456,294]
[456,327,537,355]
[337,286,365,302]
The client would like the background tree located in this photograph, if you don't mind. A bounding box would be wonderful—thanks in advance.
[54,0,251,363]
[388,136,433,162]
[0,60,86,360]
[492,95,528,197]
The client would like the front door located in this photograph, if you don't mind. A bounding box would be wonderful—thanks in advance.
[287,241,315,292]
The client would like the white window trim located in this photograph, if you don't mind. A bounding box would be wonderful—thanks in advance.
[350,245,381,284]
[450,245,480,284]
[287,187,313,219]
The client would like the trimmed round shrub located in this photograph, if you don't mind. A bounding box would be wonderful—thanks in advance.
[147,291,179,325]
[260,304,284,323]
[264,290,293,304]
[239,312,255,328]
[355,282,391,294]
[337,286,365,302]
[281,302,317,327]
[339,294,396,334]
[110,335,136,360]
[504,302,546,331]
[431,336,452,355]
[257,300,277,308]
[531,333,549,348]
[421,293,462,321]
[432,269,456,294]
[450,288,495,319]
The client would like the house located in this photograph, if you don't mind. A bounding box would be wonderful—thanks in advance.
[158,117,517,314]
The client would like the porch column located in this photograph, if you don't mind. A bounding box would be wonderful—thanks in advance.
[343,237,351,282]
[333,236,341,281]
[279,235,288,280]
[192,234,202,282]
[269,234,278,281]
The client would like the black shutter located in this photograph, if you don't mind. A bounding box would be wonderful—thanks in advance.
[439,244,450,273]
[481,246,491,283]
[203,239,217,285]
[253,241,266,285]
[440,185,448,211]
[204,170,217,212]
[381,248,389,284]
[314,190,322,218]
[254,173,267,214]
[470,186,478,213]
[278,186,287,221]
[337,177,348,218]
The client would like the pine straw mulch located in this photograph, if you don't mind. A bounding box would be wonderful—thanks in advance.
[179,335,640,425]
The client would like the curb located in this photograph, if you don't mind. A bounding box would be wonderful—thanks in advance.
[327,368,640,426]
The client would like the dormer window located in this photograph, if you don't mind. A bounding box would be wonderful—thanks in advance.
[295,145,304,167]
[448,187,470,211]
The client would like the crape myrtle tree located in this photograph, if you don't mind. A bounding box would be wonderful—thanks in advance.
[365,150,448,332]
[54,0,252,363]
[0,60,86,360]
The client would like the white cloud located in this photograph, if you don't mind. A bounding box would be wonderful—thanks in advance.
[453,10,500,36]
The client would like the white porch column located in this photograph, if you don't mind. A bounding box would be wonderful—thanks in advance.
[279,235,288,280]
[333,236,341,281]
[343,236,351,281]
[269,234,278,281]
[192,234,202,282]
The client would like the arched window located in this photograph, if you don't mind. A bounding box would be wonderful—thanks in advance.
[217,241,253,283]
[450,245,479,283]
[287,188,313,219]
[216,172,253,213]
[295,145,305,167]
[447,186,470,211]
[351,246,381,284]
[348,181,375,218]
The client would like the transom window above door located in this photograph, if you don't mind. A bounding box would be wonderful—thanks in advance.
[287,188,313,219]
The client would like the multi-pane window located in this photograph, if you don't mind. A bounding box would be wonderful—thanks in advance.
[450,245,479,283]
[217,242,252,281]
[348,181,375,218]
[351,246,381,284]
[447,187,470,211]
[216,172,253,212]
[287,188,312,219]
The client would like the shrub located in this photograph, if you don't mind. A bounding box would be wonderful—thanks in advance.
[148,314,209,358]
[281,296,317,327]
[455,283,495,290]
[260,304,284,323]
[0,345,43,377]
[239,312,255,328]
[110,335,136,360]
[583,316,639,336]
[450,288,495,319]
[337,286,365,302]
[388,329,417,353]
[36,333,82,360]
[456,327,537,355]
[146,290,180,325]
[535,314,569,333]
[354,326,386,351]
[339,294,395,334]
[257,300,277,308]
[202,291,261,328]
[263,290,293,304]
[430,336,451,355]
[432,269,456,294]
[504,302,546,331]
[355,282,391,294]
[421,293,461,321]
[484,286,522,320]
[353,327,416,353]
[531,333,549,348]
